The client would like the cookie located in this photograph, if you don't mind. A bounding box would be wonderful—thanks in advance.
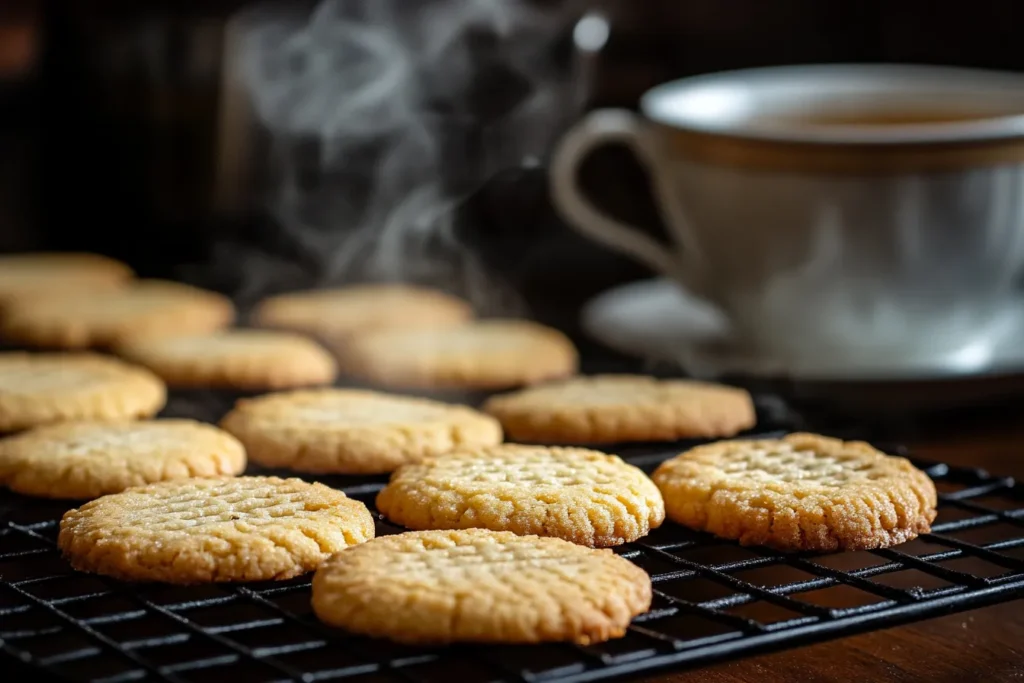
[336,319,578,390]
[0,419,246,499]
[1,280,235,349]
[220,388,502,474]
[58,476,375,583]
[252,284,472,339]
[117,329,337,390]
[312,529,651,644]
[484,374,756,444]
[0,352,166,433]
[652,433,938,551]
[376,444,664,546]
[0,252,133,308]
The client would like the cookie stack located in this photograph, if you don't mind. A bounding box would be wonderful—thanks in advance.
[0,253,939,648]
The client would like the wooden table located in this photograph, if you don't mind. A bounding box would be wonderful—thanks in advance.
[643,403,1024,683]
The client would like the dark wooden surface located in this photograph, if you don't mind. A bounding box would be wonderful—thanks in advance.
[642,404,1024,683]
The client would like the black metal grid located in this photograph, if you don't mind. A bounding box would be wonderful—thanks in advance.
[0,394,1022,682]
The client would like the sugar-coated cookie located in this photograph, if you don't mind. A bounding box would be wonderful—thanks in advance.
[59,476,375,583]
[652,433,938,551]
[220,388,502,474]
[312,529,651,644]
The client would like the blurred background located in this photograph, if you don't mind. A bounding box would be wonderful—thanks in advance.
[2,0,1023,327]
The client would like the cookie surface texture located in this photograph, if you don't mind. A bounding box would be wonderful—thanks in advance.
[0,419,246,499]
[1,280,234,349]
[376,443,664,546]
[58,476,375,583]
[117,329,337,389]
[484,374,756,443]
[0,252,132,307]
[253,284,472,339]
[220,388,502,474]
[652,432,938,551]
[337,319,579,390]
[0,352,166,433]
[312,529,651,644]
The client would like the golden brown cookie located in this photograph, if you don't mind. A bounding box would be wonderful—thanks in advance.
[376,444,664,546]
[0,419,246,499]
[335,319,578,390]
[116,329,337,390]
[252,284,473,339]
[312,529,651,644]
[220,388,502,475]
[0,352,166,433]
[1,280,235,349]
[0,252,133,308]
[484,374,756,444]
[652,433,938,551]
[58,476,375,583]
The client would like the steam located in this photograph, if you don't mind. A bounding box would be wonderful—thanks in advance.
[221,0,588,312]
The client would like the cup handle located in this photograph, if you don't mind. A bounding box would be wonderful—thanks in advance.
[550,109,679,278]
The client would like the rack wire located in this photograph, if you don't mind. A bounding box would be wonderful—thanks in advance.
[1,390,1023,682]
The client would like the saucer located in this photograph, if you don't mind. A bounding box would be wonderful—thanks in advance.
[580,278,1024,383]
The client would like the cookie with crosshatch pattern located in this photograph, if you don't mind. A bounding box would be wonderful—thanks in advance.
[483,374,756,444]
[652,433,937,551]
[1,279,234,349]
[311,529,652,644]
[0,419,246,499]
[0,352,166,433]
[335,319,579,390]
[219,388,502,474]
[116,329,337,390]
[252,284,473,339]
[376,443,665,546]
[58,476,374,583]
[0,252,133,308]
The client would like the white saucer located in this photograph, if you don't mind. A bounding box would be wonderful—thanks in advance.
[581,278,1024,383]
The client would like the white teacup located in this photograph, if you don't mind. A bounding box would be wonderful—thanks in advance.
[551,64,1024,364]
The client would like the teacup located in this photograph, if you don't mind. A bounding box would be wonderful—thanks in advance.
[551,64,1024,364]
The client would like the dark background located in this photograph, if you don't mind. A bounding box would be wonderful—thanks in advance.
[2,0,1024,318]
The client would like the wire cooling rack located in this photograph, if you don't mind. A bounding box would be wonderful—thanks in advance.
[0,340,1019,683]
[1,417,1022,683]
